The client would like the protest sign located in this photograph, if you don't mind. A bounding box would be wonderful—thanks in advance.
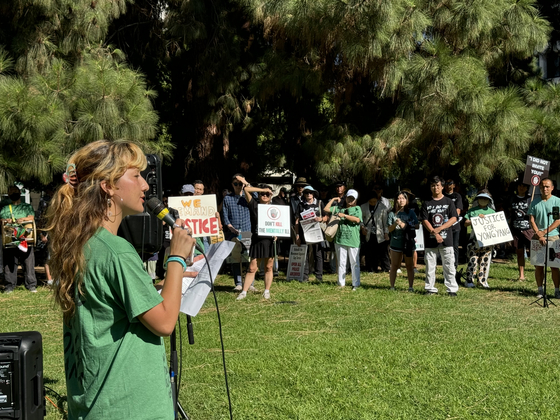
[168,195,219,238]
[415,225,424,251]
[300,208,324,244]
[470,211,513,247]
[523,155,550,186]
[530,239,560,268]
[287,245,307,281]
[257,204,291,237]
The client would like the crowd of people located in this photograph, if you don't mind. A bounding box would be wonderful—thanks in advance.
[2,170,560,303]
[5,140,559,420]
[214,174,560,300]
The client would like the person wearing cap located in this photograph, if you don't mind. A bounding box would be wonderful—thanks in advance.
[324,189,362,290]
[507,181,532,281]
[181,184,195,196]
[360,189,390,273]
[464,190,496,288]
[420,176,459,296]
[528,178,560,299]
[332,180,347,208]
[290,177,310,219]
[223,174,252,290]
[444,179,464,268]
[295,186,328,282]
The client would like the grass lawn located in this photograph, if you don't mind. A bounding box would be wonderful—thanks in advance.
[2,259,560,419]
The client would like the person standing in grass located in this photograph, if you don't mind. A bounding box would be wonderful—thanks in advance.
[387,191,419,291]
[444,179,464,268]
[360,189,390,273]
[507,181,532,281]
[420,176,459,296]
[1,185,38,294]
[528,178,560,299]
[236,181,277,300]
[464,190,495,288]
[324,189,362,290]
[46,140,196,420]
[295,186,328,282]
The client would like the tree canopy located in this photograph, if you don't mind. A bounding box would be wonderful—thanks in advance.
[0,0,558,193]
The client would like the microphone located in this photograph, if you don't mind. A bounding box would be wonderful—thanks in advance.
[146,197,205,254]
[146,197,182,230]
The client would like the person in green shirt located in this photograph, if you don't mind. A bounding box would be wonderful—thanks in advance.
[1,185,37,293]
[464,190,495,288]
[324,189,362,290]
[46,140,196,420]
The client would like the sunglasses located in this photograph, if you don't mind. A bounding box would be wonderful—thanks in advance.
[304,191,314,195]
[233,182,242,186]
[259,192,271,197]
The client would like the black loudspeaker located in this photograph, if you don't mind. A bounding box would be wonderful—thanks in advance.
[118,154,164,256]
[0,331,44,420]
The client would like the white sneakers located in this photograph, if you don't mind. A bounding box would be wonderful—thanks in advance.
[237,290,271,300]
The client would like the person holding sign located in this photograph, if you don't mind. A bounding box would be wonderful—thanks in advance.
[528,178,560,299]
[236,183,276,300]
[387,191,419,291]
[464,190,495,288]
[295,186,328,282]
[324,189,362,290]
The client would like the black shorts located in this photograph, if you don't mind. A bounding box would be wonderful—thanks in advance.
[390,240,415,258]
[512,229,531,250]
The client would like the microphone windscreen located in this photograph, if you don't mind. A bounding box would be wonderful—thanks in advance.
[146,197,165,215]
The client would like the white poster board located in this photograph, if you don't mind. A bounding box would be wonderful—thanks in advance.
[257,204,291,238]
[176,241,236,316]
[168,195,219,238]
[415,225,424,251]
[470,211,513,248]
[530,239,560,268]
[300,208,324,244]
[287,245,307,281]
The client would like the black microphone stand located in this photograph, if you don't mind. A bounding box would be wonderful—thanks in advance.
[531,212,556,308]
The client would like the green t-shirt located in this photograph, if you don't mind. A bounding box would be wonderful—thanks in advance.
[64,228,174,420]
[331,205,362,248]
[464,206,495,220]
[528,195,560,237]
[0,202,34,220]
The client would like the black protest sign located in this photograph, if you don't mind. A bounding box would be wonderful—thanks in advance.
[523,155,550,186]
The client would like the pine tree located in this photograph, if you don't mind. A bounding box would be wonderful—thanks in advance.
[0,0,165,192]
[239,0,552,186]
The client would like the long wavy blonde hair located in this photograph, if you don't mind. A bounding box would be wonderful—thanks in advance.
[46,140,147,322]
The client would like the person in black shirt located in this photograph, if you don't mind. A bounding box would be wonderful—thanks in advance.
[507,181,531,281]
[444,179,464,268]
[295,186,328,282]
[420,176,459,296]
[237,183,276,300]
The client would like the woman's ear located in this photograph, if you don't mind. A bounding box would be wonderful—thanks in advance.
[100,180,113,197]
